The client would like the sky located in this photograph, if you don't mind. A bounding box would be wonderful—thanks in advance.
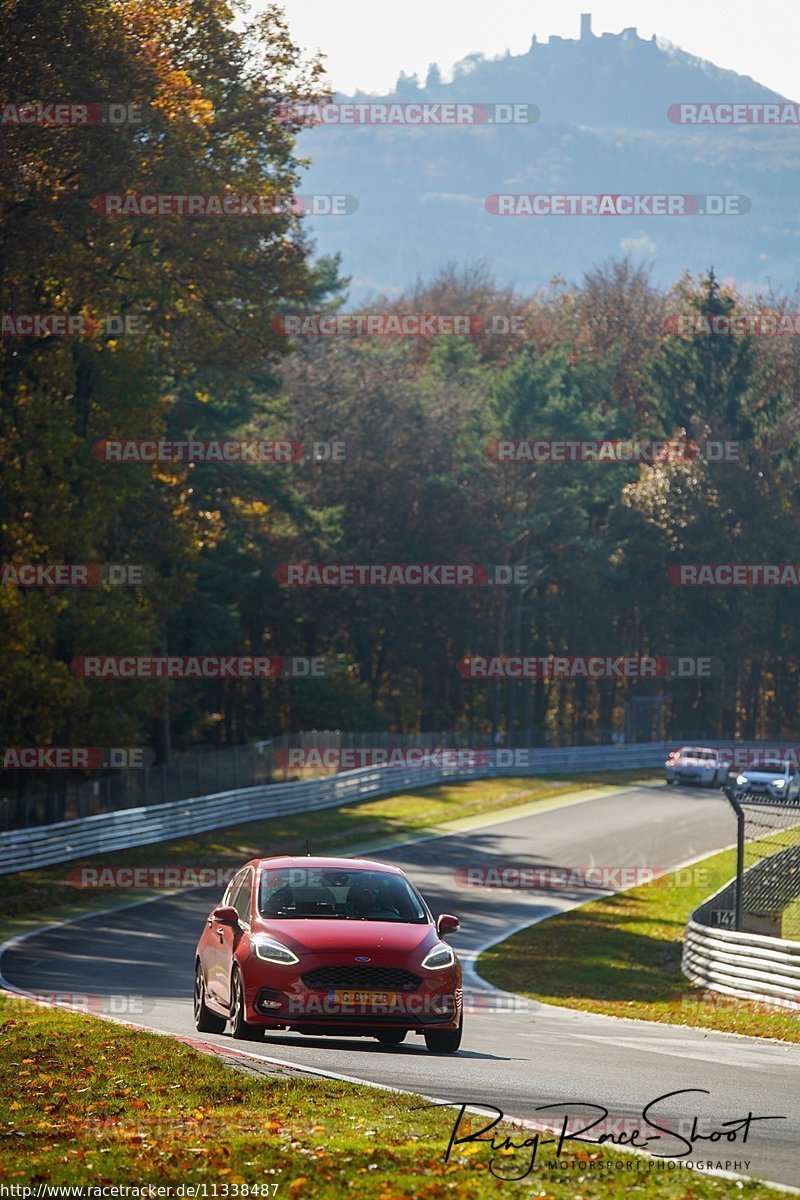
[256,1,799,100]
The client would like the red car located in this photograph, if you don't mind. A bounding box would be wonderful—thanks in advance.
[193,855,463,1053]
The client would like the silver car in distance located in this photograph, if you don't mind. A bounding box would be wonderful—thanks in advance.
[732,762,800,802]
[664,746,728,788]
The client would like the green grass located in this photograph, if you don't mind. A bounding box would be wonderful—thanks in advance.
[0,994,792,1197]
[781,895,800,941]
[479,846,800,1042]
[0,773,657,940]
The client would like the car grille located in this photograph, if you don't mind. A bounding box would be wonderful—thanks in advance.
[301,965,422,992]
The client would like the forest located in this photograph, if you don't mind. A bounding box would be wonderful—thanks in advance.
[4,0,800,782]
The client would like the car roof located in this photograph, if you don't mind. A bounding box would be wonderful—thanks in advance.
[245,855,408,875]
[679,746,717,754]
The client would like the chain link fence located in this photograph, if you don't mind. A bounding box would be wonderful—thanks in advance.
[0,731,497,831]
[739,795,800,939]
[695,790,800,940]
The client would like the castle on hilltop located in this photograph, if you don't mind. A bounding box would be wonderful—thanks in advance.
[530,13,657,48]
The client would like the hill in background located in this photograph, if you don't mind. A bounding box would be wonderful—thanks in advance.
[297,14,800,301]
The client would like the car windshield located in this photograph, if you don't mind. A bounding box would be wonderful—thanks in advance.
[683,748,716,762]
[257,867,429,922]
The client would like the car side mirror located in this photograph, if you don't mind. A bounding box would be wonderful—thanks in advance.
[212,905,239,925]
[437,913,460,937]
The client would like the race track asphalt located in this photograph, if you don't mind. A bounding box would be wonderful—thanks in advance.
[3,782,799,1189]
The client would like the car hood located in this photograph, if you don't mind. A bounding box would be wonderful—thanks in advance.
[256,918,436,957]
[737,771,787,783]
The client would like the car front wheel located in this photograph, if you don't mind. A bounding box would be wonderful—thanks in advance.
[424,1014,462,1054]
[194,962,226,1034]
[376,1029,406,1045]
[230,967,263,1041]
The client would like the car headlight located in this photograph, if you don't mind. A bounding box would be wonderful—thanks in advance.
[736,774,748,786]
[773,779,786,788]
[252,937,299,965]
[422,943,455,970]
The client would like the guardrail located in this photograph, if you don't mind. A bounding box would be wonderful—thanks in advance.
[8,733,795,832]
[3,730,495,831]
[682,915,800,1008]
[0,742,670,876]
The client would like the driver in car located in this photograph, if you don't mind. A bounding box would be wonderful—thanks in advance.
[349,884,397,918]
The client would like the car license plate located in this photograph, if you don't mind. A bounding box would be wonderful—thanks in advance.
[331,990,397,1006]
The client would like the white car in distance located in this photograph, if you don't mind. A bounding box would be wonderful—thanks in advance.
[664,746,728,788]
[732,761,800,802]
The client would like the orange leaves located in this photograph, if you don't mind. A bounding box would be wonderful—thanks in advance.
[114,0,215,129]
[151,70,215,128]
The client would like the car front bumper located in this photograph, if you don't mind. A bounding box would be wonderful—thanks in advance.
[665,767,718,785]
[246,980,462,1030]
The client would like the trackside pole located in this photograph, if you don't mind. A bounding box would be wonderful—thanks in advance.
[722,784,745,931]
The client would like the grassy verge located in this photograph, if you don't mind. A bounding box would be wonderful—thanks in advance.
[780,894,800,941]
[0,772,657,939]
[0,993,790,1197]
[479,846,800,1042]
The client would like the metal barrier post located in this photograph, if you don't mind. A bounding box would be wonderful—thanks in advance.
[722,784,746,931]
